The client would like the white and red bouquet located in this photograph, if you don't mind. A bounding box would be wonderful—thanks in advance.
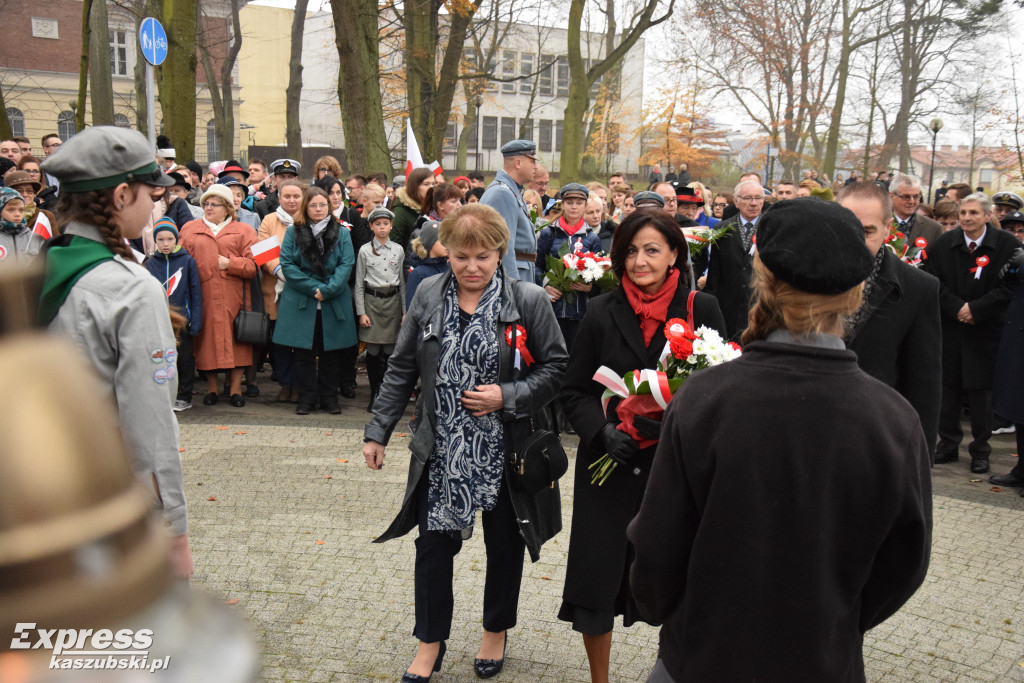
[543,242,618,303]
[886,220,927,267]
[681,225,733,258]
[589,318,742,485]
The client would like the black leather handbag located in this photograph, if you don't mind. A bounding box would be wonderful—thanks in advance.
[503,321,568,495]
[507,425,569,495]
[233,273,270,345]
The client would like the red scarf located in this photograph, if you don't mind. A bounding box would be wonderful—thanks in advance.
[622,269,680,346]
[559,215,585,236]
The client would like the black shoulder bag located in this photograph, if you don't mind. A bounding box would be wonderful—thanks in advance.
[233,272,270,345]
[505,318,569,495]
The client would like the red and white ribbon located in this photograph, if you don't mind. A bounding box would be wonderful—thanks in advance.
[639,368,673,409]
[970,255,989,280]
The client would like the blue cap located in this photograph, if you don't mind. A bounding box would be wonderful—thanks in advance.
[559,183,589,200]
[500,140,537,158]
[633,191,665,208]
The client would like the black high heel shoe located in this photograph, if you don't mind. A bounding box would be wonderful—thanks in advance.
[474,631,506,678]
[401,641,446,682]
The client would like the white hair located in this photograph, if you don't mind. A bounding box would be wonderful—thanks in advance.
[734,179,763,196]
[888,172,921,193]
[961,192,993,213]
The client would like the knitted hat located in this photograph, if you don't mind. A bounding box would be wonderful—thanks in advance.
[756,197,874,295]
[419,220,441,254]
[152,217,179,241]
[0,186,24,211]
[367,206,395,224]
[200,184,234,207]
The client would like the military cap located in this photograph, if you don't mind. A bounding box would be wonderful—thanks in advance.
[559,183,589,200]
[633,190,666,209]
[1000,210,1024,226]
[41,126,174,192]
[367,206,395,223]
[270,159,301,176]
[156,134,176,159]
[756,197,873,295]
[992,191,1024,210]
[500,140,537,158]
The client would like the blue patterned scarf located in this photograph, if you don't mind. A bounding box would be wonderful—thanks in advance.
[427,269,505,533]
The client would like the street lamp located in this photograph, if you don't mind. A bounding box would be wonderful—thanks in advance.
[928,118,943,204]
[473,94,483,173]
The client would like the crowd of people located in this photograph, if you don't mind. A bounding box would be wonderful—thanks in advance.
[4,126,1023,683]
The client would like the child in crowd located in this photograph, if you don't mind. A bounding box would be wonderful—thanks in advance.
[355,206,406,412]
[406,220,449,307]
[0,187,44,265]
[145,217,203,411]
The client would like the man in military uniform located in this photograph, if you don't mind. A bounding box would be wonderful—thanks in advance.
[255,159,301,219]
[480,140,538,281]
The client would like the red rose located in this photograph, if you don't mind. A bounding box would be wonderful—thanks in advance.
[670,337,693,359]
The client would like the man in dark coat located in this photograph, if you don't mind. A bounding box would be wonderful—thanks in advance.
[989,247,1024,495]
[889,172,943,248]
[923,192,1020,473]
[254,159,301,219]
[694,178,765,340]
[839,182,942,452]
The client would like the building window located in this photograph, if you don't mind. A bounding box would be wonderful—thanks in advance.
[500,117,516,147]
[482,116,498,150]
[538,119,552,152]
[444,122,457,150]
[519,118,533,141]
[206,120,219,161]
[539,54,555,97]
[519,53,534,94]
[114,113,131,128]
[501,50,516,94]
[555,120,564,152]
[979,168,994,184]
[57,111,75,141]
[6,108,25,138]
[556,57,570,98]
[109,30,129,76]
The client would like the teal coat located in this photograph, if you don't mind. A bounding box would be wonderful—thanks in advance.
[273,220,357,351]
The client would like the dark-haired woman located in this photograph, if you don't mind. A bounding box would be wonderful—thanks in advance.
[390,167,437,250]
[557,210,726,683]
[273,187,356,415]
[38,126,193,579]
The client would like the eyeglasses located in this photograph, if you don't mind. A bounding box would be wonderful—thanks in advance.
[660,197,678,205]
[892,193,921,202]
[307,202,330,210]
[736,195,764,203]
[712,202,728,208]
[24,169,40,175]
[44,141,61,149]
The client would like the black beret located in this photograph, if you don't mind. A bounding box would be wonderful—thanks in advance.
[756,197,874,295]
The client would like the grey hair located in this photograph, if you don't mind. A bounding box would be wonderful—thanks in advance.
[734,179,762,196]
[961,192,993,213]
[888,172,921,193]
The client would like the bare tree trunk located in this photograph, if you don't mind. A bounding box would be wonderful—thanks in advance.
[76,0,93,132]
[89,0,115,126]
[330,0,393,175]
[0,87,11,140]
[286,0,309,163]
[158,0,199,161]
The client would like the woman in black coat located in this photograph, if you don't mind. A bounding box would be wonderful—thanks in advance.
[627,199,932,682]
[989,246,1024,497]
[557,210,726,683]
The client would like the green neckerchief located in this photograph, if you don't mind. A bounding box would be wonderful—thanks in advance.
[38,236,115,325]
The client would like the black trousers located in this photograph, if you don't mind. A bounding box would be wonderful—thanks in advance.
[1012,428,1024,477]
[557,317,580,353]
[937,384,993,460]
[413,473,525,643]
[269,320,294,389]
[338,299,359,389]
[176,332,197,402]
[291,310,341,405]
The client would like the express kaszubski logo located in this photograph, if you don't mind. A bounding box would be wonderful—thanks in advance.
[10,623,170,672]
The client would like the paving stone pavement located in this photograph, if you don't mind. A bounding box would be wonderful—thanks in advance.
[179,378,1024,682]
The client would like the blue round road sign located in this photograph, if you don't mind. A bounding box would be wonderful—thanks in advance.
[139,17,168,66]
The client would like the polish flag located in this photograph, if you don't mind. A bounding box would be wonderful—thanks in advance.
[404,120,443,179]
[33,213,53,240]
[251,234,281,266]
[164,267,183,297]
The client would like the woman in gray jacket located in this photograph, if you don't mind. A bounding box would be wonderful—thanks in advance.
[363,203,568,682]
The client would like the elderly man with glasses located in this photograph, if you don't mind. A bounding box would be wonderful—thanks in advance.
[889,173,943,249]
[693,179,766,340]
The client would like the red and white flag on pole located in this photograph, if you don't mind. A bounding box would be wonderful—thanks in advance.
[33,213,53,240]
[164,267,183,297]
[251,234,281,266]
[405,120,443,179]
